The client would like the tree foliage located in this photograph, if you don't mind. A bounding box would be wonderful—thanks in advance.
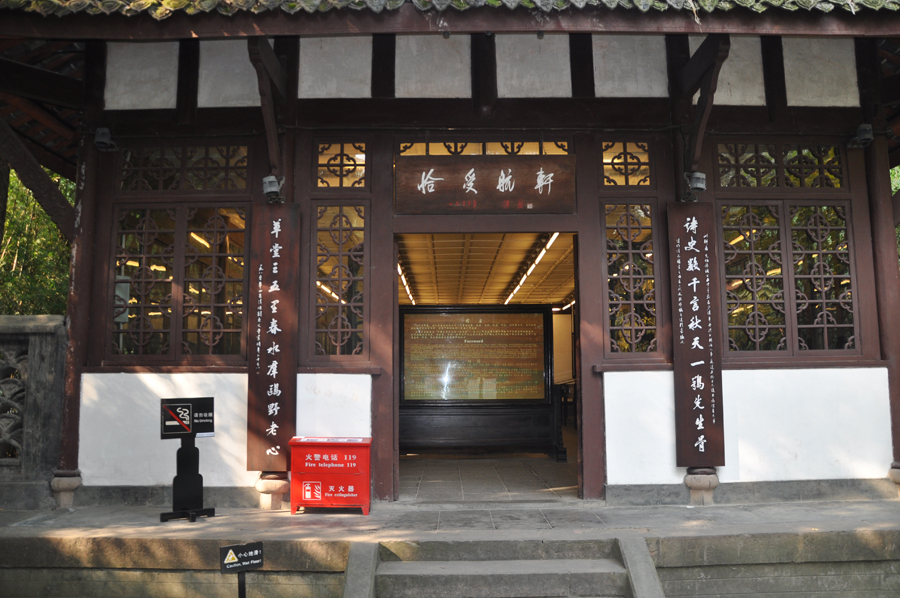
[0,169,74,315]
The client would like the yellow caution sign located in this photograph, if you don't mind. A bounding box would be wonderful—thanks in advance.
[223,549,239,564]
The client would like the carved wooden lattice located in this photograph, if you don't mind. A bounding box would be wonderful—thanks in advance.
[717,144,843,189]
[722,204,787,351]
[112,208,175,356]
[398,140,569,156]
[120,145,248,192]
[790,205,854,350]
[605,204,657,353]
[183,207,245,355]
[0,342,26,460]
[601,142,651,186]
[317,143,366,188]
[315,205,365,356]
[720,202,855,352]
[111,205,247,359]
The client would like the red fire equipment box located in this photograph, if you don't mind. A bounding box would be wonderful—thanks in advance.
[289,437,371,516]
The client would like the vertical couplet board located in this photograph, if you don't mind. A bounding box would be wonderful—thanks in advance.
[667,202,725,467]
[247,203,299,472]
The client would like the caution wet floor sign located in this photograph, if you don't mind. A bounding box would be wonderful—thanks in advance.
[219,542,263,574]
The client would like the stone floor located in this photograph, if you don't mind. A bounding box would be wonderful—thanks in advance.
[397,423,579,503]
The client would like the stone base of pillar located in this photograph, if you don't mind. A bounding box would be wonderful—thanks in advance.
[255,472,289,511]
[888,462,900,498]
[50,470,82,509]
[684,467,719,506]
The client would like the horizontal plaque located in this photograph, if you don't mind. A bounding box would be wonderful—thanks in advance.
[395,155,576,215]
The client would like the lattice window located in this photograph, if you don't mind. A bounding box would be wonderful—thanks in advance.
[0,342,26,460]
[183,207,246,355]
[317,143,366,188]
[398,140,569,156]
[112,208,175,356]
[722,204,787,351]
[110,205,247,360]
[720,201,856,353]
[601,142,651,186]
[120,145,248,192]
[314,205,366,357]
[790,205,854,350]
[717,143,843,189]
[605,204,657,353]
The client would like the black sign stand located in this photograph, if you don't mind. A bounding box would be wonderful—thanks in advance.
[160,436,215,522]
[159,397,216,523]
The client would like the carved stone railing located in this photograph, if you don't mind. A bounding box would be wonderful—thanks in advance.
[0,316,66,509]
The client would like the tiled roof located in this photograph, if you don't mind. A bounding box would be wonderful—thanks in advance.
[0,0,891,21]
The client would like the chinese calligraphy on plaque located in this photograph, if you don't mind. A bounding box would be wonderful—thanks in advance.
[395,155,576,215]
[668,202,725,467]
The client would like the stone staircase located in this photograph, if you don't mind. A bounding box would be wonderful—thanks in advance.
[355,537,665,598]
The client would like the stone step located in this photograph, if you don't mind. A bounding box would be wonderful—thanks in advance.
[379,539,620,563]
[375,558,629,598]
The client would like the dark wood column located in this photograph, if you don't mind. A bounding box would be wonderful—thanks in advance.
[574,132,605,499]
[369,132,396,500]
[58,41,106,478]
[857,38,900,464]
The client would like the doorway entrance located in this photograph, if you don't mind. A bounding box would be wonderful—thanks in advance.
[395,232,579,502]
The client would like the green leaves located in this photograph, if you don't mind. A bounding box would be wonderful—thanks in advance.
[0,169,74,316]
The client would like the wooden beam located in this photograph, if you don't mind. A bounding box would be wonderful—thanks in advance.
[253,36,287,99]
[685,34,730,172]
[248,38,282,175]
[892,189,900,226]
[3,5,900,40]
[371,34,396,99]
[0,92,78,142]
[471,32,497,119]
[679,33,729,100]
[0,116,74,241]
[760,36,787,123]
[20,135,77,181]
[0,56,83,109]
[176,39,199,125]
[569,33,594,99]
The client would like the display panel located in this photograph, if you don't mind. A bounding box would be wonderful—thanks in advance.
[402,310,548,401]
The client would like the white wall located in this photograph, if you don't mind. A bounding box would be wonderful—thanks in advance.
[396,35,471,98]
[496,34,571,98]
[295,374,372,437]
[80,373,257,487]
[105,42,179,110]
[593,35,668,98]
[198,40,260,108]
[605,368,892,486]
[689,35,766,106]
[299,37,372,99]
[783,37,859,107]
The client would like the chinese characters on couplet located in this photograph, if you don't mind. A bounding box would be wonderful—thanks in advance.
[668,204,724,466]
[262,218,283,460]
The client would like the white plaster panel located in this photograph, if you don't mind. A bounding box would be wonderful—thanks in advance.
[592,35,668,98]
[395,35,471,98]
[299,37,372,99]
[689,36,765,106]
[198,40,260,107]
[105,42,179,110]
[605,368,891,486]
[722,368,891,482]
[79,373,256,487]
[783,37,859,107]
[295,374,372,437]
[496,34,571,98]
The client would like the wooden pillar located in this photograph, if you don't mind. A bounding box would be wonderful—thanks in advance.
[56,41,106,495]
[574,132,605,499]
[370,132,395,500]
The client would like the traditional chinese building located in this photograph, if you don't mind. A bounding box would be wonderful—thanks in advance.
[2,1,900,507]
